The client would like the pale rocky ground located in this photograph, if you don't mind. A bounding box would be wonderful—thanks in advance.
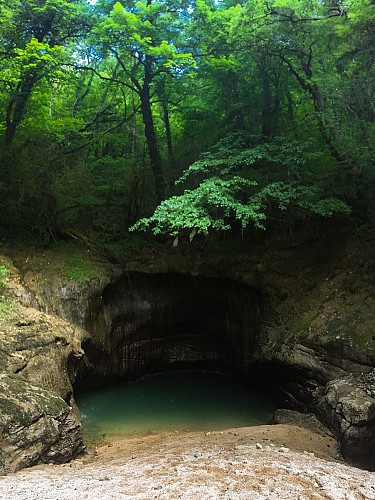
[1,424,375,500]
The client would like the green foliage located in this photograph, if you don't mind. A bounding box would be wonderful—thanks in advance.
[132,176,262,236]
[292,315,312,334]
[51,243,105,283]
[0,263,15,319]
[0,0,373,245]
[0,264,9,292]
[94,0,196,78]
[131,134,351,240]
[0,299,15,316]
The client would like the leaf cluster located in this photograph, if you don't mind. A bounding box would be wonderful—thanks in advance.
[131,133,351,240]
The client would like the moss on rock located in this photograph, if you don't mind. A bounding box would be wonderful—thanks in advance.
[0,374,84,474]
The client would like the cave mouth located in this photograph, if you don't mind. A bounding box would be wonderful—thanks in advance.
[75,272,268,390]
[75,371,276,445]
[74,272,272,441]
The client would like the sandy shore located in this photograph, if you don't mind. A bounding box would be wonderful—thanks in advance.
[1,424,374,500]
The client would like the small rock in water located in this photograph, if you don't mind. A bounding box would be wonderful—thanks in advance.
[278,447,290,453]
[256,443,263,450]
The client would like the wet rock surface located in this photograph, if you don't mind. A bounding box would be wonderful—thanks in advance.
[319,374,375,470]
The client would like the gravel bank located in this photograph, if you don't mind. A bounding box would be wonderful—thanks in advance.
[1,425,374,500]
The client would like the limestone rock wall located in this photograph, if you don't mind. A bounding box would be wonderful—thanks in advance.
[79,272,266,385]
[0,258,85,474]
[0,374,83,474]
[3,223,375,471]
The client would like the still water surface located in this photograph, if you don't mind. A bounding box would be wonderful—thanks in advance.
[76,373,275,444]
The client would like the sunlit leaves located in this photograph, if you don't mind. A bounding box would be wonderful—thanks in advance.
[95,0,195,75]
[131,133,351,240]
[130,176,260,236]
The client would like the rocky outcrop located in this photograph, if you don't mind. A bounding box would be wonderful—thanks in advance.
[0,259,86,474]
[270,408,334,438]
[253,336,375,469]
[319,373,375,469]
[0,374,83,474]
[2,224,375,471]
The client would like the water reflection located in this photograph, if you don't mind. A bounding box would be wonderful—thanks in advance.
[76,373,274,444]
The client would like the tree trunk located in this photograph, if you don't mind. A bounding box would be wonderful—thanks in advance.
[4,72,39,148]
[161,97,174,169]
[139,57,165,202]
[261,70,272,137]
[279,53,355,167]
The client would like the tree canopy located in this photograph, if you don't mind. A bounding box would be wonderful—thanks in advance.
[0,0,373,244]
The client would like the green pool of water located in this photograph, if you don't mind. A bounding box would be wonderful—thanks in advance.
[76,373,275,444]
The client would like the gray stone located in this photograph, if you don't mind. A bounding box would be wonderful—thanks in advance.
[0,374,84,474]
[319,376,375,470]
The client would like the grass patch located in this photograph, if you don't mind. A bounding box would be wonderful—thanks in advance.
[0,263,9,291]
[351,319,375,348]
[291,314,312,334]
[352,336,369,347]
[0,262,15,319]
[51,242,106,283]
[0,297,16,320]
[104,234,151,261]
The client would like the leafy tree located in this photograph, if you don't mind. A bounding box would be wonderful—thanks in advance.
[0,0,373,244]
[131,132,350,241]
[0,0,90,149]
[88,0,196,201]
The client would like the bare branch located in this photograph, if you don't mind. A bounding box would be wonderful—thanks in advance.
[62,105,141,157]
[65,62,139,94]
[269,6,347,24]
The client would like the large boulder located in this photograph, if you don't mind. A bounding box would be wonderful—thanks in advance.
[0,374,83,474]
[319,374,375,470]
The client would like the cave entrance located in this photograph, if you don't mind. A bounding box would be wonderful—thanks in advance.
[76,272,267,387]
[74,272,272,442]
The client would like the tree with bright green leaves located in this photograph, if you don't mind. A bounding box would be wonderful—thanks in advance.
[88,0,196,202]
[130,132,351,242]
[0,0,373,244]
[0,0,91,150]
[233,0,375,174]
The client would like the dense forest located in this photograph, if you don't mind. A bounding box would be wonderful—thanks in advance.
[0,0,374,246]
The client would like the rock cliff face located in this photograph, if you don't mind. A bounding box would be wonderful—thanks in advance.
[78,273,266,386]
[2,223,375,471]
[0,374,83,474]
[0,258,85,474]
[320,374,375,470]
